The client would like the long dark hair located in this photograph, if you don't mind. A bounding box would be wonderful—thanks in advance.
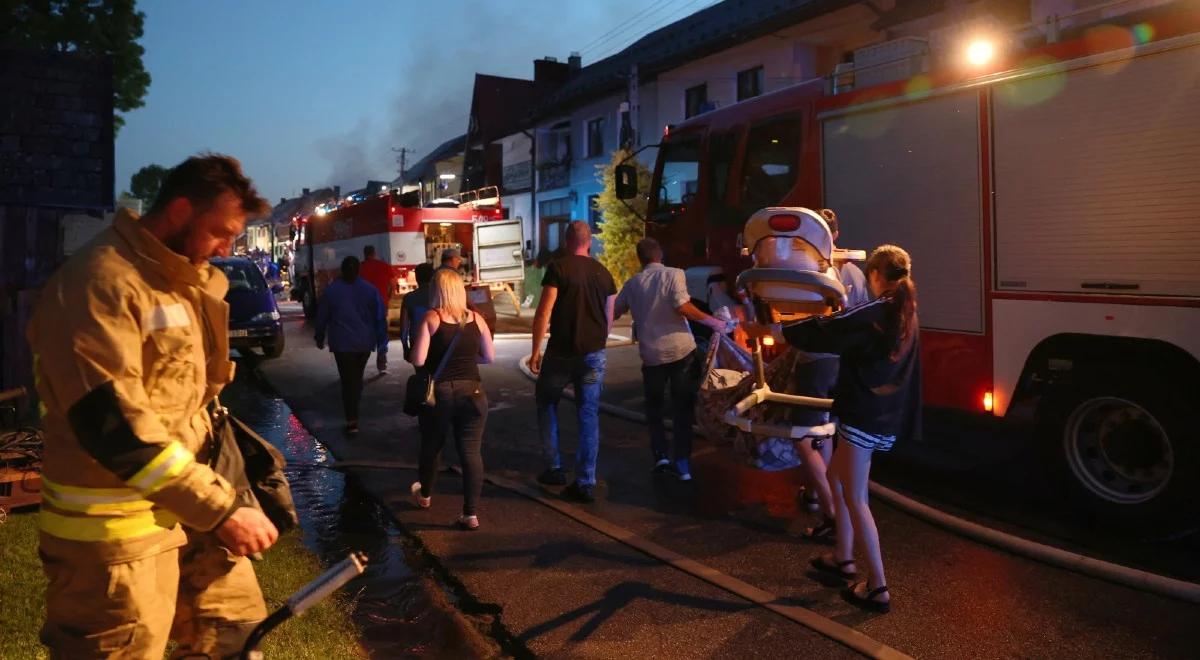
[865,245,917,360]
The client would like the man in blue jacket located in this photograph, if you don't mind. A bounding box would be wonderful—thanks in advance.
[315,256,389,434]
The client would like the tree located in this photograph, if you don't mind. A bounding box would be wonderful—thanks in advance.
[594,149,652,287]
[1,0,151,132]
[129,163,166,203]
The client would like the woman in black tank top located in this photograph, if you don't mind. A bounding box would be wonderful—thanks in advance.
[409,270,495,530]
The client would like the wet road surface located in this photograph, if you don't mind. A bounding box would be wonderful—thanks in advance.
[222,363,499,658]
[250,306,1200,658]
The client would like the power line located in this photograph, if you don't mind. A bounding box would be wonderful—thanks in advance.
[579,0,682,55]
[590,0,718,62]
[581,0,692,57]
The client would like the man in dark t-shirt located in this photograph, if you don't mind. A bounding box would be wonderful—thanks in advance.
[530,221,616,502]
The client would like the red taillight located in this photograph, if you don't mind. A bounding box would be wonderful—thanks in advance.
[768,214,801,232]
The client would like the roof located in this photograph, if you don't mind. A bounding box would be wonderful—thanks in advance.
[531,0,856,120]
[467,74,542,147]
[403,133,468,182]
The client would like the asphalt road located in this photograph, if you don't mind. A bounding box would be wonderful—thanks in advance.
[252,304,1200,658]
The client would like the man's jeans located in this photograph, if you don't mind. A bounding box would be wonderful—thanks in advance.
[642,351,699,471]
[537,350,606,486]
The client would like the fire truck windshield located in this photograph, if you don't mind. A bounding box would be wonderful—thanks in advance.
[656,136,701,214]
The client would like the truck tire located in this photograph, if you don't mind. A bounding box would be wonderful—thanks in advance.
[262,333,285,360]
[1038,374,1199,538]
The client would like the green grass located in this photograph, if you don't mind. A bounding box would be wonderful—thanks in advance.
[0,510,365,659]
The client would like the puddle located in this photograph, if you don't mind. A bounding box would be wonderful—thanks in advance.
[221,365,459,657]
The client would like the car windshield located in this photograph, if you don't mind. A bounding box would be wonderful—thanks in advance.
[218,261,267,293]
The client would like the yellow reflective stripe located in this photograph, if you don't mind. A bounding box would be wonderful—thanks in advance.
[127,441,194,494]
[40,476,153,514]
[39,509,179,542]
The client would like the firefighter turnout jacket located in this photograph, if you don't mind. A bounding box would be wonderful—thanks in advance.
[28,209,239,563]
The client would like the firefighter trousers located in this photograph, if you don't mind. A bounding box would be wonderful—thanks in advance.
[40,531,267,659]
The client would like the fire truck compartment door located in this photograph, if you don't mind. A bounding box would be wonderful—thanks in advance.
[993,38,1200,298]
[823,91,982,333]
[474,219,524,283]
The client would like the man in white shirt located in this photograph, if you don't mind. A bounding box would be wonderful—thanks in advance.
[614,238,729,481]
[820,208,870,308]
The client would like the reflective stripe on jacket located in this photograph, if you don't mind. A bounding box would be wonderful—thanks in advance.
[28,209,238,562]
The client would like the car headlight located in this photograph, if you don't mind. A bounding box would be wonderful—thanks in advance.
[250,310,281,322]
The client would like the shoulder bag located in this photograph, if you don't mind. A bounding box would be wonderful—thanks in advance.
[403,321,463,416]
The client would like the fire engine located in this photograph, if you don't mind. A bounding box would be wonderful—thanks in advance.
[626,9,1200,533]
[293,186,525,331]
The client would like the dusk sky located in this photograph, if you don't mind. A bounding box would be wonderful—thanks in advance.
[115,0,720,204]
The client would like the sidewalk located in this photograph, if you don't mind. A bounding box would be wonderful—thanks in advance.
[257,310,1200,659]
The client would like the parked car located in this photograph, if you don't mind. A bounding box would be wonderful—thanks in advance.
[211,256,285,359]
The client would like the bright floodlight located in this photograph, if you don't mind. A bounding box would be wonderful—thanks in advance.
[966,39,995,66]
[438,173,456,180]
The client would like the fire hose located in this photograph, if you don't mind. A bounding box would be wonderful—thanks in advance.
[240,551,368,659]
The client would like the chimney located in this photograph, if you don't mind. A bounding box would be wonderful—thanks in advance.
[534,57,570,87]
[333,185,341,199]
[302,187,310,196]
[279,197,287,206]
[568,51,581,72]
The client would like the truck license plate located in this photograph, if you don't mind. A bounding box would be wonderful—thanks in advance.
[230,329,249,338]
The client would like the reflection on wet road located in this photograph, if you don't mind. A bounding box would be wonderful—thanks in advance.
[222,362,452,657]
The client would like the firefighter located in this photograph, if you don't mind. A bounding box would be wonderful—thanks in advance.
[28,154,279,658]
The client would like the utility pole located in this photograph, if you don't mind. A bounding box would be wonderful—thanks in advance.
[392,147,410,185]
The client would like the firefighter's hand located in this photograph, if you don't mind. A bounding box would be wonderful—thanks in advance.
[217,507,279,556]
[528,350,543,375]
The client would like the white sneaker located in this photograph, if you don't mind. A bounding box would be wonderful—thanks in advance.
[456,514,480,531]
[677,472,693,482]
[411,482,431,509]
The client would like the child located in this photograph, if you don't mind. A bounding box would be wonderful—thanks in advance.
[753,244,921,613]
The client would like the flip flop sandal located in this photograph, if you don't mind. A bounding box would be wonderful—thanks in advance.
[802,518,837,545]
[842,582,891,614]
[810,555,857,580]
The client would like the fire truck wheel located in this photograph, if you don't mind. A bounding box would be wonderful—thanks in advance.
[1039,379,1199,538]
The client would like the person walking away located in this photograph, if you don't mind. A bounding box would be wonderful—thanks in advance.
[752,244,921,613]
[360,244,394,373]
[409,269,495,529]
[399,262,435,363]
[27,153,280,658]
[529,221,616,503]
[314,256,389,435]
[614,238,729,481]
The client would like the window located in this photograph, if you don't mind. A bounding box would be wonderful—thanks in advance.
[586,117,607,158]
[739,115,801,213]
[656,136,701,208]
[588,194,602,229]
[218,260,267,292]
[737,66,764,101]
[707,130,741,225]
[538,121,572,163]
[685,84,708,119]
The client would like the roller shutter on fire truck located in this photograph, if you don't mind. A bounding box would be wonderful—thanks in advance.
[992,41,1200,298]
[474,219,524,284]
[821,92,984,333]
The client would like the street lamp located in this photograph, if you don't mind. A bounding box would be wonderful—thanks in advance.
[965,38,996,67]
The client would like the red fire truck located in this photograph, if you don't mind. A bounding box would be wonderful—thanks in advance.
[633,10,1200,532]
[293,187,525,330]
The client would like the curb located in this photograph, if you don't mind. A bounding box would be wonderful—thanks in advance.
[516,354,1200,605]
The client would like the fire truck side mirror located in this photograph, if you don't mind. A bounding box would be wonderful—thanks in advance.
[615,164,638,200]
